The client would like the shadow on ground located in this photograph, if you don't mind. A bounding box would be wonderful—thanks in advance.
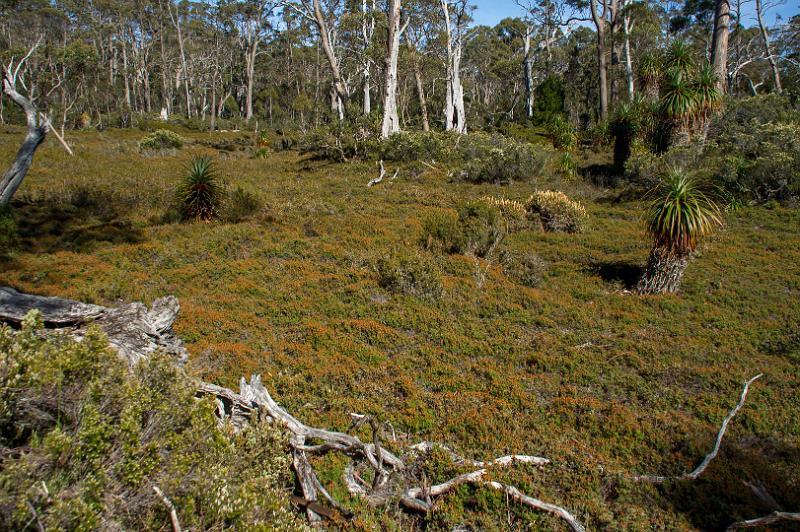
[586,260,643,290]
[654,439,800,530]
[10,199,144,254]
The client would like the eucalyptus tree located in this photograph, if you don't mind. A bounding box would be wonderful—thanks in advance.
[440,0,471,133]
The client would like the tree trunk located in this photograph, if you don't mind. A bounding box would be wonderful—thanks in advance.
[413,59,430,132]
[755,0,782,94]
[623,16,635,100]
[381,0,403,138]
[0,73,47,205]
[710,0,731,94]
[523,28,534,119]
[590,0,609,121]
[312,0,348,121]
[637,247,690,294]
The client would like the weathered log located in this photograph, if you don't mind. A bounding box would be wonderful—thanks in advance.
[0,286,188,366]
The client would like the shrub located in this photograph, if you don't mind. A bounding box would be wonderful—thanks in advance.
[376,250,444,301]
[380,132,447,162]
[223,186,262,223]
[547,115,578,152]
[0,312,305,531]
[480,196,529,232]
[139,129,185,151]
[298,117,379,162]
[421,202,505,257]
[558,152,579,179]
[421,210,462,254]
[498,248,548,288]
[456,133,548,184]
[526,191,588,233]
[0,205,18,254]
[176,157,224,222]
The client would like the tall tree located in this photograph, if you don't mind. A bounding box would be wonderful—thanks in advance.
[710,0,731,92]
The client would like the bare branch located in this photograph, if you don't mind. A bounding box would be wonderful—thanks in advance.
[727,511,800,530]
[152,486,182,532]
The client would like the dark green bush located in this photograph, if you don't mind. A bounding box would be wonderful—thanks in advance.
[0,312,305,531]
[223,186,262,223]
[499,248,548,288]
[421,202,505,257]
[456,133,548,185]
[376,250,444,301]
[0,205,18,254]
[139,129,185,151]
[380,132,448,162]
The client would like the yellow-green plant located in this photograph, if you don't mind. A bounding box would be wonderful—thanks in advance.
[525,191,587,233]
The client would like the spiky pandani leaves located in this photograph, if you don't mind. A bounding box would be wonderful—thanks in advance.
[177,156,223,222]
[638,53,662,95]
[664,40,696,76]
[660,71,699,126]
[645,169,723,256]
[692,63,723,117]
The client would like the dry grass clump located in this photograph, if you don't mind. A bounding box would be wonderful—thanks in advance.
[526,190,588,233]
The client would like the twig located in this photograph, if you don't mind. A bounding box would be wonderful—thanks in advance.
[152,486,182,532]
[39,114,73,156]
[635,374,763,483]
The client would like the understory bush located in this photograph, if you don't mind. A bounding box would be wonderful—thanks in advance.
[526,191,588,233]
[421,202,505,257]
[0,205,17,254]
[139,129,185,151]
[376,250,444,301]
[498,248,548,288]
[706,96,800,203]
[222,186,263,223]
[380,132,448,162]
[457,133,548,184]
[0,312,305,531]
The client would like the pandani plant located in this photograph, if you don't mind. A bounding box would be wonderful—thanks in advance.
[177,156,223,222]
[638,53,662,101]
[637,169,724,294]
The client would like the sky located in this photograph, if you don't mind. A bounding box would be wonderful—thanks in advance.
[468,0,800,28]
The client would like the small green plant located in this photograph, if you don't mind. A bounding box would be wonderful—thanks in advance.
[0,205,18,254]
[223,186,262,223]
[421,202,505,257]
[558,152,579,179]
[526,191,588,233]
[499,248,548,288]
[376,250,444,301]
[176,157,223,222]
[139,129,185,151]
[547,115,578,152]
[638,169,723,294]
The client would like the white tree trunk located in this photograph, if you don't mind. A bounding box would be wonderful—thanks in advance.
[441,0,467,134]
[623,15,635,100]
[381,0,403,138]
[523,27,534,119]
[755,0,782,94]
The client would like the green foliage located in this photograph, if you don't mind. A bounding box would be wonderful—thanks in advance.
[559,152,579,179]
[139,129,185,151]
[298,117,379,162]
[177,157,223,222]
[547,115,578,152]
[421,202,505,257]
[498,248,548,288]
[660,71,698,125]
[223,186,262,223]
[380,132,448,162]
[0,312,305,531]
[376,250,444,301]
[526,190,588,233]
[0,205,17,255]
[533,75,567,124]
[664,40,695,76]
[456,133,548,184]
[638,53,662,96]
[645,169,723,255]
[704,95,800,202]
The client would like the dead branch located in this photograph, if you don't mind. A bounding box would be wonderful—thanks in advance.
[367,160,399,187]
[635,374,763,483]
[152,486,182,532]
[726,511,800,530]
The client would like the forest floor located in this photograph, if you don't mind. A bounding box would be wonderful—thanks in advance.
[1,126,799,530]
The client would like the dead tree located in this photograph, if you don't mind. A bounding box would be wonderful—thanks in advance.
[1,41,48,205]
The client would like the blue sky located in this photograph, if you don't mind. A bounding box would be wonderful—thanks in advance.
[469,0,799,27]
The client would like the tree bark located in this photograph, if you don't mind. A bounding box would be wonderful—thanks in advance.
[1,65,47,205]
[311,0,348,121]
[413,57,430,132]
[637,247,690,294]
[710,0,731,94]
[755,0,782,94]
[441,0,467,133]
[381,0,403,138]
[590,0,609,120]
[523,27,535,119]
[623,15,635,100]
